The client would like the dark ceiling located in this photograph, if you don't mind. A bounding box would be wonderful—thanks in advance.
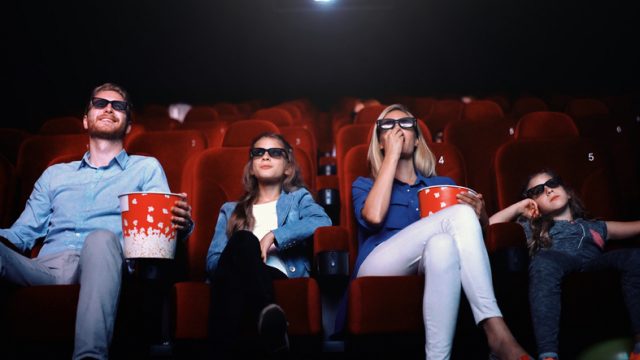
[3,0,638,128]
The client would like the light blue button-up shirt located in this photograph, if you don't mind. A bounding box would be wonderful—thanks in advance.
[0,150,170,257]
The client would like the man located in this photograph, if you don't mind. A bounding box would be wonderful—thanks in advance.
[0,83,193,359]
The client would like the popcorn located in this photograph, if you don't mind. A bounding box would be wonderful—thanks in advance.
[119,192,183,259]
[123,226,177,259]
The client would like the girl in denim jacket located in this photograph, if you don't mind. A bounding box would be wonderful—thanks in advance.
[206,132,331,357]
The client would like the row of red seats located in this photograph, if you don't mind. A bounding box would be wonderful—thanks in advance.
[0,114,636,356]
[331,110,639,217]
[2,107,638,230]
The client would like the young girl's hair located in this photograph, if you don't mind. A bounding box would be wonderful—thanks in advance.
[226,132,305,236]
[367,104,437,178]
[524,169,586,256]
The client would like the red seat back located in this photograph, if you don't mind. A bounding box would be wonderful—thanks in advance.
[444,118,514,214]
[341,145,371,268]
[222,120,280,147]
[425,99,463,134]
[184,106,219,123]
[15,134,88,212]
[495,139,617,219]
[178,121,228,148]
[462,100,504,122]
[411,97,436,120]
[212,102,241,120]
[429,143,467,186]
[126,130,207,193]
[353,104,387,124]
[510,96,548,120]
[564,98,611,139]
[252,108,294,127]
[515,111,579,140]
[281,126,318,171]
[181,147,249,280]
[38,116,84,135]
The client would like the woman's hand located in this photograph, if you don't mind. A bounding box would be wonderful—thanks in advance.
[259,231,276,262]
[380,127,405,160]
[457,191,489,227]
[171,192,193,231]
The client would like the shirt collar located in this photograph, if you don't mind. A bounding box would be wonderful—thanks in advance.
[415,173,431,187]
[78,149,129,170]
[393,172,429,187]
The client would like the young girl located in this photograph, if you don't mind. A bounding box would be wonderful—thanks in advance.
[489,169,640,360]
[205,132,332,356]
[346,103,531,360]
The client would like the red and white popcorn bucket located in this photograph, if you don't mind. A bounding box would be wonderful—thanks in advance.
[118,192,183,259]
[418,185,477,218]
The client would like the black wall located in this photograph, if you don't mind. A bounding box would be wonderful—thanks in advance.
[3,0,638,130]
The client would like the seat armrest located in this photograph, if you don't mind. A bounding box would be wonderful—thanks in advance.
[485,222,527,253]
[486,222,529,273]
[313,226,350,277]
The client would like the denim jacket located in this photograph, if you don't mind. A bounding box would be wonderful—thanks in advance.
[206,187,331,279]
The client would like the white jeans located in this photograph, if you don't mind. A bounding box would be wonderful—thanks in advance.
[357,204,502,360]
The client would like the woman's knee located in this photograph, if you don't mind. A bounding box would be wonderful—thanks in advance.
[448,204,477,222]
[423,234,459,272]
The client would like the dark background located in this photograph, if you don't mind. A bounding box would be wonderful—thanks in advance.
[3,0,638,130]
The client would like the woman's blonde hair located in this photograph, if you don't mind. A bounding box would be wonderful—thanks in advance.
[367,104,437,178]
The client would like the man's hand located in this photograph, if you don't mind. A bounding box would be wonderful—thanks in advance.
[171,192,193,231]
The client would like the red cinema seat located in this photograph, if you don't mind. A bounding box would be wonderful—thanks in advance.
[222,120,280,147]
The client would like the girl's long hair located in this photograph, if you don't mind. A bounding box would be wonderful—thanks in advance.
[367,104,436,178]
[226,132,305,237]
[525,169,586,256]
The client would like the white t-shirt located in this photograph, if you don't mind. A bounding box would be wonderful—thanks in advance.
[252,200,288,276]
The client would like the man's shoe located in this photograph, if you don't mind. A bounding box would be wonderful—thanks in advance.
[258,303,290,353]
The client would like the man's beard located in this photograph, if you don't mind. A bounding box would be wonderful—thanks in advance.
[88,121,128,140]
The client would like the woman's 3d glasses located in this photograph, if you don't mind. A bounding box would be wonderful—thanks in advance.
[376,117,417,131]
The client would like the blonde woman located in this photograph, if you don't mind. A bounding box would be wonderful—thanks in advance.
[348,104,531,360]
